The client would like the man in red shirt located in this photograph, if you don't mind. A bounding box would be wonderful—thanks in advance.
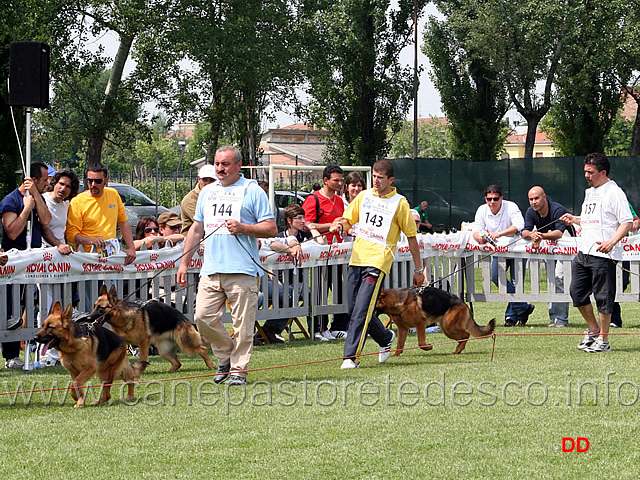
[302,165,349,340]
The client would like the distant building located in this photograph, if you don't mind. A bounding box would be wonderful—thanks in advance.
[258,123,329,185]
[502,126,556,159]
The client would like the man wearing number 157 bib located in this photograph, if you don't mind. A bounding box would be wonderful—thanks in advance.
[330,159,426,368]
[560,153,632,354]
[177,146,277,386]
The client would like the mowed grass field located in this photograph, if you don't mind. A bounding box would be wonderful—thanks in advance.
[1,300,640,479]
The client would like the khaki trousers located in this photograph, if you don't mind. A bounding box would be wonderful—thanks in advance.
[195,273,259,377]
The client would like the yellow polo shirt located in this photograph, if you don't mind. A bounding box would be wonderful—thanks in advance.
[66,187,127,251]
[343,187,417,274]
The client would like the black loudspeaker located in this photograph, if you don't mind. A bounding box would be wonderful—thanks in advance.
[9,42,50,108]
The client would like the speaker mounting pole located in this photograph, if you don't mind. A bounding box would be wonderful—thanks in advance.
[25,107,32,251]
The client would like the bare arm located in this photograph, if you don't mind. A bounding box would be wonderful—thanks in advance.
[408,236,426,286]
[597,222,633,254]
[177,220,205,287]
[225,218,277,238]
[118,221,137,265]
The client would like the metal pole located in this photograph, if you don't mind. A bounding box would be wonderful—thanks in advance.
[413,0,419,160]
[155,153,159,217]
[25,107,32,250]
[175,141,186,205]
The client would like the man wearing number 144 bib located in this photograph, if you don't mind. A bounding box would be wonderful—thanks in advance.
[330,159,425,369]
[177,146,277,386]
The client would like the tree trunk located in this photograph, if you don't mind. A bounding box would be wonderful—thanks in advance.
[630,97,640,156]
[523,116,542,159]
[85,34,134,164]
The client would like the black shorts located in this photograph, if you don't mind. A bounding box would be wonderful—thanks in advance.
[570,254,617,314]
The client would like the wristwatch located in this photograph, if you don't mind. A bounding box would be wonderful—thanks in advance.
[414,268,423,274]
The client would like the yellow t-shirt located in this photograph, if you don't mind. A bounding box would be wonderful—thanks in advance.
[343,187,417,274]
[66,187,127,251]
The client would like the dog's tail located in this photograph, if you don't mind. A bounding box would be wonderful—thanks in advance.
[466,316,496,337]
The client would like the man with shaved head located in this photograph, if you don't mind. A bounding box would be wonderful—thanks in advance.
[522,186,572,327]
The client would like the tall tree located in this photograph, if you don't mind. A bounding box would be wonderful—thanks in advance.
[133,0,299,164]
[424,2,509,160]
[543,0,631,155]
[389,118,449,158]
[299,0,427,165]
[470,0,568,158]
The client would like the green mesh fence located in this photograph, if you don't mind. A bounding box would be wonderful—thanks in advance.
[391,156,640,231]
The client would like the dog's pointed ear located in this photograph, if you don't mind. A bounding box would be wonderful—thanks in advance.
[108,284,118,301]
[100,284,109,296]
[50,301,62,315]
[62,303,73,325]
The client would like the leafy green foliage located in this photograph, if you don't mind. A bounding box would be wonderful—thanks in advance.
[542,0,630,155]
[424,3,509,160]
[299,0,426,165]
[389,117,450,158]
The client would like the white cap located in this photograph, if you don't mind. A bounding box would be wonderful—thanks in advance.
[198,164,217,179]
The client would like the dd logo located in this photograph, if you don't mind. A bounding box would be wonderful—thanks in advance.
[562,437,590,452]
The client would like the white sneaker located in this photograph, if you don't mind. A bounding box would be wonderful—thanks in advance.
[5,357,25,369]
[379,330,396,363]
[340,359,359,369]
[330,330,348,339]
[41,352,61,367]
[584,337,611,353]
[321,330,336,340]
[314,332,329,342]
[577,330,599,351]
[408,327,417,333]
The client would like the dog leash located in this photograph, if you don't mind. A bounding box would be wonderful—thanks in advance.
[88,223,228,326]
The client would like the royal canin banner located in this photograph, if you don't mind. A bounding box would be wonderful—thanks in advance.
[1,232,639,282]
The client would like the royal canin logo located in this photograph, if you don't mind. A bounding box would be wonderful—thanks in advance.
[43,252,53,262]
[197,248,205,257]
[150,253,159,262]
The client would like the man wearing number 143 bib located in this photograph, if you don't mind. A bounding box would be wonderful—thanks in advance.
[177,146,277,386]
[331,159,425,369]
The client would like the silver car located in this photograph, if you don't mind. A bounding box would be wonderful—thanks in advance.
[80,182,169,235]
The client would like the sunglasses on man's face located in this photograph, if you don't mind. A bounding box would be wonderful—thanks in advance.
[168,225,182,231]
[485,196,501,202]
[86,178,104,184]
[144,227,159,233]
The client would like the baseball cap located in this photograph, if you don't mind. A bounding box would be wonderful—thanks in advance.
[198,164,217,179]
[157,211,182,227]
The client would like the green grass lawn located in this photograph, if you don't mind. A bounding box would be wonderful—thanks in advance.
[2,301,640,479]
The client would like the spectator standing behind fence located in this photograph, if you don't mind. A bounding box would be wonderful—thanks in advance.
[330,159,425,369]
[177,146,276,386]
[40,168,79,366]
[1,162,52,369]
[472,185,535,327]
[180,164,217,236]
[341,171,365,241]
[302,165,350,341]
[560,153,633,353]
[157,212,185,245]
[66,163,136,265]
[42,168,78,255]
[521,186,571,328]
[414,200,434,234]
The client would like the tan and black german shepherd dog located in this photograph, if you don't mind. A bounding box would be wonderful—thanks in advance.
[87,285,214,373]
[376,287,496,355]
[34,301,136,408]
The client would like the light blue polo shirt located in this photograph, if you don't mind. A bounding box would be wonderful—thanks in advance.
[194,174,274,277]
